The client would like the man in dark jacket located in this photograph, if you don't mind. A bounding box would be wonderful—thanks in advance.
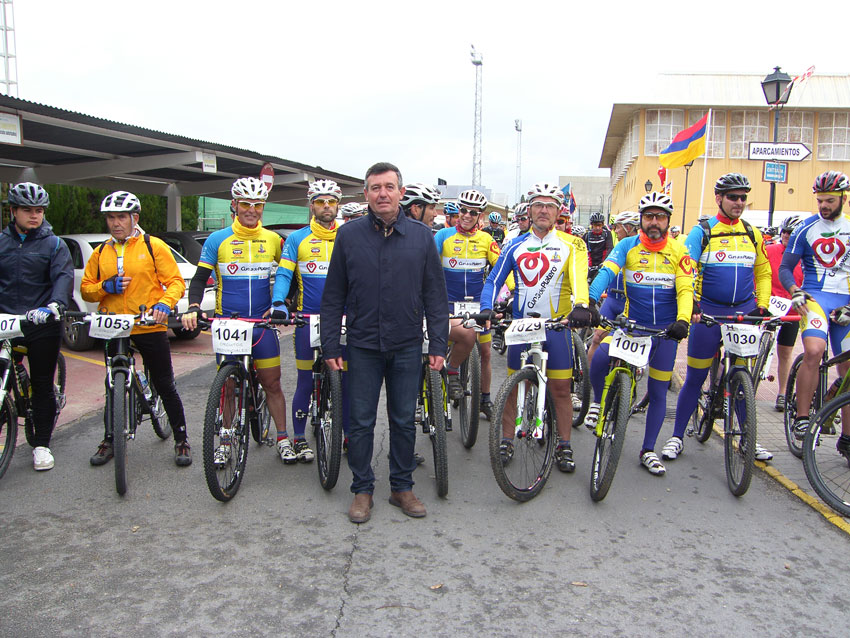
[321,162,449,523]
[0,182,73,471]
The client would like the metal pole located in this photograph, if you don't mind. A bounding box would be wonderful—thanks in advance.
[681,162,692,229]
[470,46,483,186]
[768,108,781,227]
[514,119,522,204]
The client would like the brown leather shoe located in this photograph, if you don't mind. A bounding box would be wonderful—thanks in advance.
[388,490,426,518]
[348,493,373,524]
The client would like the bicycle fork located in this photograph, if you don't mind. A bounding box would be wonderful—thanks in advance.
[516,350,549,440]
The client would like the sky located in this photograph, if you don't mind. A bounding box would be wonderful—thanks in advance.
[12,0,845,205]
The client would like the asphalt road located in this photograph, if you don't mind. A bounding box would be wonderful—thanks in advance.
[1,336,848,637]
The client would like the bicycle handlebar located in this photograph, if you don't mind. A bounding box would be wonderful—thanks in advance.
[700,313,801,328]
[598,315,670,338]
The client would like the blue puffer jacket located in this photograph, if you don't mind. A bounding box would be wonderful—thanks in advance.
[0,219,73,314]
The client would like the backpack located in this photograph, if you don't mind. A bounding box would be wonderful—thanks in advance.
[95,233,157,279]
[698,218,757,256]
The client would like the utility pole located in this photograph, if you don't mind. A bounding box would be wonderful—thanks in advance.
[0,0,18,96]
[470,45,483,186]
[514,119,522,204]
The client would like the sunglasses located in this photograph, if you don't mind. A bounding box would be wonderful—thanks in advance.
[516,216,529,222]
[641,212,668,221]
[237,201,265,211]
[313,198,339,208]
[725,194,748,202]
[459,208,480,217]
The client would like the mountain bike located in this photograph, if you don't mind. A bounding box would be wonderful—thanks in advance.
[67,308,174,495]
[589,316,671,501]
[418,319,450,497]
[450,300,483,449]
[200,314,301,502]
[0,314,66,480]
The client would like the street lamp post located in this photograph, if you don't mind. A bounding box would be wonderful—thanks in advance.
[681,160,694,229]
[761,66,793,227]
[644,180,653,193]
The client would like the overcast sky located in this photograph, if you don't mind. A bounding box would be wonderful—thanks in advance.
[14,0,843,203]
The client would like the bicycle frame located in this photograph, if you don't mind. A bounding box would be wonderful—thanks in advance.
[515,342,549,441]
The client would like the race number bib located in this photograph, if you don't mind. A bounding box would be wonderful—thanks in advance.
[768,295,793,317]
[721,323,760,358]
[608,329,652,367]
[504,318,546,346]
[454,301,480,316]
[0,314,23,339]
[309,315,347,348]
[211,319,252,355]
[87,314,134,340]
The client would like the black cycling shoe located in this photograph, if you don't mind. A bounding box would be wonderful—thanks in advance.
[837,435,850,466]
[174,440,192,467]
[480,399,493,421]
[555,445,575,473]
[414,452,426,466]
[90,440,113,466]
[793,417,810,442]
[499,438,514,465]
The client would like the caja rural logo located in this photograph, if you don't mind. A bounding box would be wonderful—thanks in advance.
[812,233,846,268]
[516,249,550,286]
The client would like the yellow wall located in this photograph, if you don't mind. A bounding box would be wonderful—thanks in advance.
[610,107,844,230]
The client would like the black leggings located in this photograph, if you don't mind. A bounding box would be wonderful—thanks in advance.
[777,320,800,348]
[103,331,187,442]
[13,331,61,448]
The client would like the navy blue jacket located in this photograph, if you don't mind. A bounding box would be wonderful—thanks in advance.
[0,219,73,314]
[320,207,448,358]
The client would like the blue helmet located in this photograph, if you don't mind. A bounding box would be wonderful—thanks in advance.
[444,201,460,216]
[488,212,502,224]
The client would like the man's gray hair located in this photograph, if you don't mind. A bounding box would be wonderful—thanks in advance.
[365,162,403,188]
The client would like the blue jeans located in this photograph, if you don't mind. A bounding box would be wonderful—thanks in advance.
[346,344,422,494]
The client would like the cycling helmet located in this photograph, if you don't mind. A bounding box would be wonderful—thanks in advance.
[589,211,605,224]
[458,189,488,210]
[488,211,502,224]
[572,225,586,236]
[638,191,674,215]
[340,202,365,218]
[400,183,440,207]
[307,179,342,202]
[526,182,565,205]
[781,215,802,233]
[514,202,529,216]
[813,170,850,193]
[231,177,269,201]
[101,191,141,213]
[8,182,49,208]
[614,211,640,227]
[443,201,460,216]
[714,173,751,194]
[670,225,681,233]
[698,214,711,222]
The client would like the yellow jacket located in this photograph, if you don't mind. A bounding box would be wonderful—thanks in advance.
[81,231,185,334]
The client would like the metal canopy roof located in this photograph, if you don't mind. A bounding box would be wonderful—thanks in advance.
[0,94,363,207]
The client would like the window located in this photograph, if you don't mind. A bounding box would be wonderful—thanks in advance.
[730,110,770,158]
[817,112,850,161]
[644,109,684,156]
[688,110,725,158]
[629,112,639,157]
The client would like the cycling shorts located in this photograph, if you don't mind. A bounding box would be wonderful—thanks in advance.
[216,324,280,370]
[776,319,800,348]
[800,290,850,355]
[507,328,573,380]
[599,295,626,322]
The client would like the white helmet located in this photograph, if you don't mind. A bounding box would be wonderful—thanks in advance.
[614,211,640,227]
[514,202,529,216]
[638,191,673,215]
[458,189,488,210]
[526,182,565,205]
[232,177,269,201]
[340,202,365,218]
[307,179,342,202]
[101,191,141,213]
[670,225,681,233]
[572,225,586,236]
[400,183,441,207]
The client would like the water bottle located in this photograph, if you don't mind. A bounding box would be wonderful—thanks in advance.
[138,371,153,401]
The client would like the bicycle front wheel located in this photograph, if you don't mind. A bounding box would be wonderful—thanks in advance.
[0,393,18,480]
[202,364,250,502]
[459,343,481,448]
[783,353,804,458]
[489,367,556,502]
[111,370,129,496]
[751,330,775,395]
[802,392,850,518]
[690,355,722,444]
[571,331,591,427]
[590,371,631,502]
[724,369,756,497]
[427,368,448,497]
[316,366,343,491]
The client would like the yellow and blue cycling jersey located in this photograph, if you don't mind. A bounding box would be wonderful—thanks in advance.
[434,227,501,302]
[198,218,283,319]
[272,218,337,313]
[482,229,588,318]
[684,213,770,307]
[589,232,693,326]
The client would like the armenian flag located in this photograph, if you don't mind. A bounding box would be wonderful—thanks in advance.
[659,113,709,169]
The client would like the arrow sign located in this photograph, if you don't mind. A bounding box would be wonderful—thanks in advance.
[748,142,811,162]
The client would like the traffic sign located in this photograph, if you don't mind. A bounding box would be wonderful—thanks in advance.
[748,142,811,162]
[259,162,275,192]
[763,161,788,183]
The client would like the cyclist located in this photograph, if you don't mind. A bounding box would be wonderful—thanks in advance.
[670,225,683,243]
[443,201,459,228]
[0,182,73,471]
[181,178,294,462]
[586,210,640,364]
[586,193,693,476]
[767,215,803,411]
[340,202,366,222]
[504,202,530,243]
[270,180,348,463]
[482,211,506,244]
[434,189,501,417]
[83,191,192,467]
[583,211,614,284]
[481,182,593,473]
[555,207,572,235]
[401,182,441,228]
[780,171,850,449]
[668,172,774,462]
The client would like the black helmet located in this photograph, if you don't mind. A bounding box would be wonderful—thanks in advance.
[589,212,605,224]
[8,182,49,207]
[781,215,802,233]
[714,173,751,194]
[813,170,850,193]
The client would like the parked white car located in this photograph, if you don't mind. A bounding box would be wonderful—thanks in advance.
[59,234,216,351]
